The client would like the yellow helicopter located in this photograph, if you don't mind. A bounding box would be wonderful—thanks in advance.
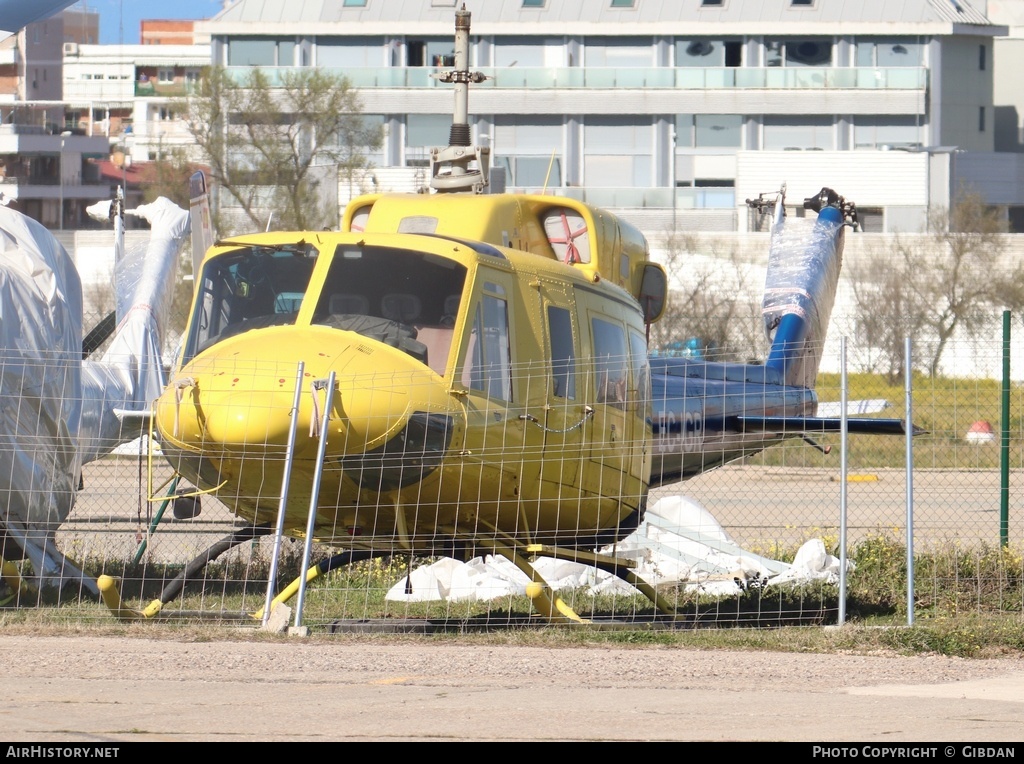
[97,7,907,625]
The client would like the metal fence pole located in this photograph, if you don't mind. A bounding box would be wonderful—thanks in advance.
[262,361,305,627]
[905,337,915,627]
[294,371,336,632]
[1001,310,1011,548]
[838,336,849,626]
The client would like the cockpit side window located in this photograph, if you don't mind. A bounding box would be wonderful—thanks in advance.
[547,305,576,400]
[462,282,512,401]
[628,329,650,419]
[591,315,628,410]
[183,243,318,362]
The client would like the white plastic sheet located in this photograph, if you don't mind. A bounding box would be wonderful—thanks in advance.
[387,495,852,603]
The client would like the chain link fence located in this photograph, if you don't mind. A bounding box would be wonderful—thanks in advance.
[3,332,1023,631]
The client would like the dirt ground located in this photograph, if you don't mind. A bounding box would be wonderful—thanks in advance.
[2,634,1023,742]
[8,462,1022,742]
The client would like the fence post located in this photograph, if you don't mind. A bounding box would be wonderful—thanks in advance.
[838,336,849,626]
[262,360,305,628]
[905,337,915,627]
[294,370,336,633]
[1001,310,1010,549]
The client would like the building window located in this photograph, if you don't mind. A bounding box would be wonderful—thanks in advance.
[676,114,742,148]
[676,38,742,67]
[766,39,832,67]
[493,115,563,186]
[495,155,562,187]
[158,68,174,84]
[343,0,368,6]
[584,117,654,187]
[316,37,384,67]
[610,0,636,7]
[979,106,986,132]
[404,37,455,66]
[227,37,296,66]
[763,116,834,150]
[584,37,653,67]
[406,114,450,164]
[979,44,986,71]
[853,116,921,149]
[522,0,546,6]
[791,0,814,5]
[494,36,559,67]
[342,113,386,169]
[855,38,922,67]
[700,0,724,6]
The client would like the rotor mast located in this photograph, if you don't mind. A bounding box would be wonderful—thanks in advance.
[430,5,490,194]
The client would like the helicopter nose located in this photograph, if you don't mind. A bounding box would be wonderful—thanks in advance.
[203,389,305,450]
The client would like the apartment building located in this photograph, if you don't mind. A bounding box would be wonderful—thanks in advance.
[62,41,210,162]
[198,0,1013,234]
[0,11,109,228]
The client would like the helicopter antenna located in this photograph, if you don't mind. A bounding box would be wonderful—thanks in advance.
[430,5,491,194]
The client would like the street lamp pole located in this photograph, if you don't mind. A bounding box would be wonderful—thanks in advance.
[58,130,71,230]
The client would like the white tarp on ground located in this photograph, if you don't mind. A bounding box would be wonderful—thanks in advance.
[386,495,851,603]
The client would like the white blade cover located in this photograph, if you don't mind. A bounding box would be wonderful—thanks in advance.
[79,198,189,462]
[0,207,86,590]
[0,198,188,593]
[761,207,845,389]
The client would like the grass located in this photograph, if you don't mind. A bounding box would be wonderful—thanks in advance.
[2,532,1023,658]
[5,368,1023,656]
[755,370,1024,471]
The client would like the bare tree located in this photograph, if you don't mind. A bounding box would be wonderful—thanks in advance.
[141,146,200,211]
[177,67,383,234]
[849,191,1024,381]
[651,233,764,362]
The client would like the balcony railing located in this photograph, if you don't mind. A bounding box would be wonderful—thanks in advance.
[134,81,199,97]
[502,186,736,209]
[229,66,926,91]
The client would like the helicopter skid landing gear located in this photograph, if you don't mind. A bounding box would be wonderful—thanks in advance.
[481,538,587,624]
[488,540,679,622]
[98,523,274,621]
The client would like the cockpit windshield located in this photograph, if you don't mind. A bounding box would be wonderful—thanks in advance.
[183,241,318,363]
[182,241,468,377]
[311,244,467,376]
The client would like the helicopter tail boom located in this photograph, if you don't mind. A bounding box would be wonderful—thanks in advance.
[761,193,848,390]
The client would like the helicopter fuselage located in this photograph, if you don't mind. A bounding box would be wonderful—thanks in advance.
[157,205,657,554]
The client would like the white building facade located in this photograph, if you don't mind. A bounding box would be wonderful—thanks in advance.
[61,42,211,165]
[199,0,1015,235]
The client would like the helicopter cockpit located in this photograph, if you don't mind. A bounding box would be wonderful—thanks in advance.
[184,242,319,362]
[183,241,467,377]
[311,244,467,375]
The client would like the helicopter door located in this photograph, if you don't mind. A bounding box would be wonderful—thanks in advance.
[584,312,634,507]
[538,301,584,489]
[456,273,524,507]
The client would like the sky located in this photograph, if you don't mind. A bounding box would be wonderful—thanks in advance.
[72,0,226,45]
